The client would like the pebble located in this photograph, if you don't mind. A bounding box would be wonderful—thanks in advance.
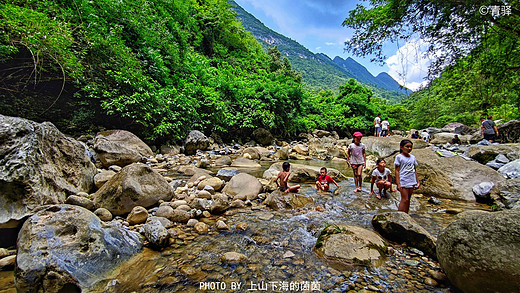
[235,222,248,231]
[282,251,295,258]
[424,277,438,286]
[0,255,16,269]
[215,220,229,230]
[258,213,274,221]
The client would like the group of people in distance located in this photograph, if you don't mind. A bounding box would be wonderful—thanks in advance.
[373,113,390,137]
[274,131,419,214]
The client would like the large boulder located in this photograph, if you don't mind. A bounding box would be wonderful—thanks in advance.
[141,218,170,249]
[93,163,173,216]
[252,128,274,146]
[315,224,387,266]
[492,177,520,209]
[263,190,314,210]
[15,205,143,293]
[372,212,437,258]
[93,130,153,167]
[430,133,472,144]
[465,144,520,164]
[442,122,476,135]
[263,162,344,183]
[230,157,261,168]
[222,173,263,200]
[0,115,97,228]
[497,159,520,179]
[497,120,520,143]
[362,136,429,158]
[386,148,506,201]
[307,136,337,158]
[436,209,520,293]
[184,130,209,155]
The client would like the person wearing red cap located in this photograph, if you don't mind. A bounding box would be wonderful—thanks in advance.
[347,132,366,192]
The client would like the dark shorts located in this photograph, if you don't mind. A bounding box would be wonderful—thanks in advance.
[484,133,495,141]
[280,186,288,192]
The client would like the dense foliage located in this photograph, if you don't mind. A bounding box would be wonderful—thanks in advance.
[0,0,403,143]
[343,0,520,129]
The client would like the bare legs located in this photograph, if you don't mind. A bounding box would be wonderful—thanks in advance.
[352,165,363,192]
[398,187,413,213]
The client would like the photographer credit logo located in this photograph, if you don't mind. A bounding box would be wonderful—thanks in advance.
[479,5,511,17]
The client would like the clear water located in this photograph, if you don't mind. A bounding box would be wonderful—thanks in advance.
[3,159,490,292]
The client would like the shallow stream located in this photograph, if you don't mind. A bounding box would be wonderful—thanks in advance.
[1,159,489,293]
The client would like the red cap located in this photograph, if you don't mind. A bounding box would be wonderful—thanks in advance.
[353,131,363,137]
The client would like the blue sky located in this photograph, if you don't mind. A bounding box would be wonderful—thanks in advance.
[234,0,431,91]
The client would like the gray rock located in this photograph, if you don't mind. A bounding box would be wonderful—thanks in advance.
[15,205,143,293]
[189,198,211,211]
[496,154,511,164]
[155,205,174,218]
[472,182,495,202]
[315,224,387,266]
[230,157,261,168]
[385,148,506,201]
[263,162,343,183]
[485,160,505,170]
[170,209,190,223]
[372,212,437,259]
[65,195,94,210]
[209,194,230,214]
[361,136,430,158]
[222,173,263,200]
[263,190,314,210]
[142,218,170,249]
[497,120,520,143]
[252,128,274,146]
[428,197,442,205]
[184,130,209,155]
[498,159,520,179]
[93,163,173,216]
[93,130,153,167]
[216,168,239,181]
[0,115,97,229]
[93,170,117,189]
[148,216,172,229]
[437,209,520,293]
[93,208,113,221]
[492,177,520,209]
[214,156,232,166]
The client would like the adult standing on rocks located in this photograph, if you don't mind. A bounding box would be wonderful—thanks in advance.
[481,116,499,142]
[374,113,382,137]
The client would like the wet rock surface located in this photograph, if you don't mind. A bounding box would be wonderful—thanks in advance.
[15,205,143,293]
[3,124,513,293]
[437,209,520,293]
[0,115,96,228]
[93,129,153,167]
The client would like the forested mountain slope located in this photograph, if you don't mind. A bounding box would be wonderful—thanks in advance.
[230,0,409,103]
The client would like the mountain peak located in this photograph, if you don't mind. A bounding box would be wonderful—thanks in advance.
[231,1,410,99]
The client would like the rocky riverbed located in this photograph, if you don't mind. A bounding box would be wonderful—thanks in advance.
[1,115,520,293]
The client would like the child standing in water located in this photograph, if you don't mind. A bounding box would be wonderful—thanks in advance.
[347,132,366,192]
[394,139,420,213]
[316,167,340,192]
[275,162,300,193]
[369,158,395,199]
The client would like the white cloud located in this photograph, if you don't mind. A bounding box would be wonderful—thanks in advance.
[325,42,336,46]
[385,39,433,91]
